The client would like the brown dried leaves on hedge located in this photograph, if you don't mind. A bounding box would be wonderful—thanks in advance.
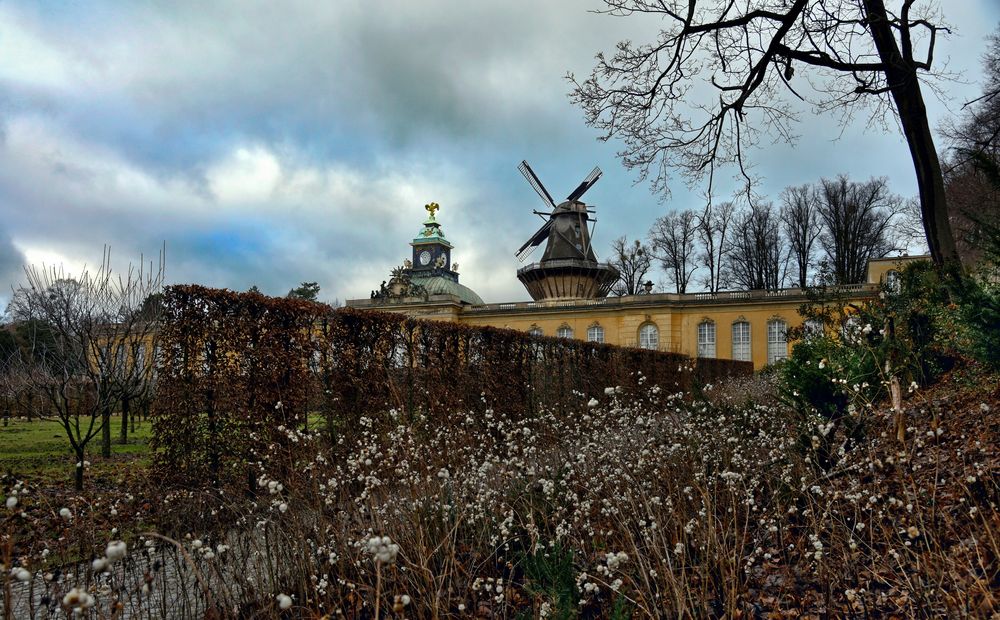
[151,285,751,488]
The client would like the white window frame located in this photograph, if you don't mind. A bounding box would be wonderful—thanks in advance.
[767,319,788,364]
[638,323,659,350]
[697,321,716,358]
[587,324,605,343]
[528,326,543,337]
[731,321,751,362]
[557,325,574,339]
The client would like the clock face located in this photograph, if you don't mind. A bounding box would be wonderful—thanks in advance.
[419,250,431,266]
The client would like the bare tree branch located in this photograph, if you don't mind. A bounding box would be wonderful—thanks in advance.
[570,0,961,268]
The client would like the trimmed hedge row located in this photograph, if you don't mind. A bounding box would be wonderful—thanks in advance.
[152,285,752,487]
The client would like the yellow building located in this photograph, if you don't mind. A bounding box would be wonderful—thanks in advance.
[348,204,926,369]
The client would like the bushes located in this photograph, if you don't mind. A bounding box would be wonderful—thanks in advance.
[781,258,1000,469]
[151,285,752,489]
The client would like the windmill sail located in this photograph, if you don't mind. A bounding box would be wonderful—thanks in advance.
[514,159,619,300]
[518,161,557,209]
[566,166,602,201]
[515,220,553,261]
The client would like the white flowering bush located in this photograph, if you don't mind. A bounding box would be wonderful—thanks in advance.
[149,366,986,619]
[1,361,997,618]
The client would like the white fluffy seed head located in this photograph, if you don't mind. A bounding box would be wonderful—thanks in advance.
[105,540,127,562]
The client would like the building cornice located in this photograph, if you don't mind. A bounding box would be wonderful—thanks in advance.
[462,283,879,317]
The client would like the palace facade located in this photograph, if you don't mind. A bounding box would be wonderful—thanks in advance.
[348,204,923,370]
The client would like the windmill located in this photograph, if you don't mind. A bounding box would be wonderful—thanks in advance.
[515,161,603,263]
[514,160,619,301]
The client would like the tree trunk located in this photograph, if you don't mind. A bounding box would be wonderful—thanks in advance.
[119,395,129,444]
[101,404,112,458]
[863,0,960,269]
[74,448,85,491]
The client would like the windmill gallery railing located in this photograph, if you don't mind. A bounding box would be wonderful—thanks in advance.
[151,285,752,488]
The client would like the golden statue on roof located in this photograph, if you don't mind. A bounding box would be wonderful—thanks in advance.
[425,202,440,219]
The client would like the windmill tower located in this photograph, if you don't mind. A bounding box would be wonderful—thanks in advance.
[514,161,619,301]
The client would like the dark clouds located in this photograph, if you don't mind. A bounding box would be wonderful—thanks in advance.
[0,1,997,304]
[0,228,25,305]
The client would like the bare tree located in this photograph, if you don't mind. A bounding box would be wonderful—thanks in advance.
[8,249,163,490]
[111,293,162,446]
[895,196,931,255]
[608,236,653,296]
[816,175,901,284]
[940,26,1000,265]
[570,0,959,270]
[649,209,699,293]
[695,201,735,293]
[726,201,788,290]
[780,184,823,287]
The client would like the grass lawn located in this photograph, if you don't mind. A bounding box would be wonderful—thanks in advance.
[0,415,152,485]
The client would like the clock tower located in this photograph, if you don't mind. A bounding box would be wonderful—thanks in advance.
[410,202,455,278]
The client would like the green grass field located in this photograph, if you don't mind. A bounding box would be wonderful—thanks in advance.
[0,415,152,484]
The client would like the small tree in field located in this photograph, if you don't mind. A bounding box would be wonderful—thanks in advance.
[8,249,163,490]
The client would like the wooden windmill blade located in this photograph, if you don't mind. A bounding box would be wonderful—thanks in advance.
[566,166,602,202]
[518,160,557,210]
[515,219,553,262]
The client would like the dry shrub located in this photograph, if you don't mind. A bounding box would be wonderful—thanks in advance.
[151,285,750,489]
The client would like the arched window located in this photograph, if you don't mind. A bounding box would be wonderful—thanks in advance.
[886,269,901,294]
[731,321,751,362]
[557,325,574,339]
[587,324,605,343]
[638,323,659,350]
[697,320,716,358]
[767,319,788,364]
[528,326,543,337]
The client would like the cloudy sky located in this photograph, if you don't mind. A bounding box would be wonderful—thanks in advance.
[1,1,997,306]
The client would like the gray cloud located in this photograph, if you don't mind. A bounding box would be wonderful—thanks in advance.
[0,226,25,308]
[0,1,997,304]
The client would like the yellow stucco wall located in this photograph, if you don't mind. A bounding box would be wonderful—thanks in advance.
[350,256,933,370]
[458,296,813,369]
[866,255,930,284]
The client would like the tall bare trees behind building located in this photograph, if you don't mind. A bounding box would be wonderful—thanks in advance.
[816,176,901,284]
[608,236,653,296]
[726,202,788,291]
[781,185,823,288]
[649,210,698,293]
[695,202,735,293]
[640,174,902,292]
